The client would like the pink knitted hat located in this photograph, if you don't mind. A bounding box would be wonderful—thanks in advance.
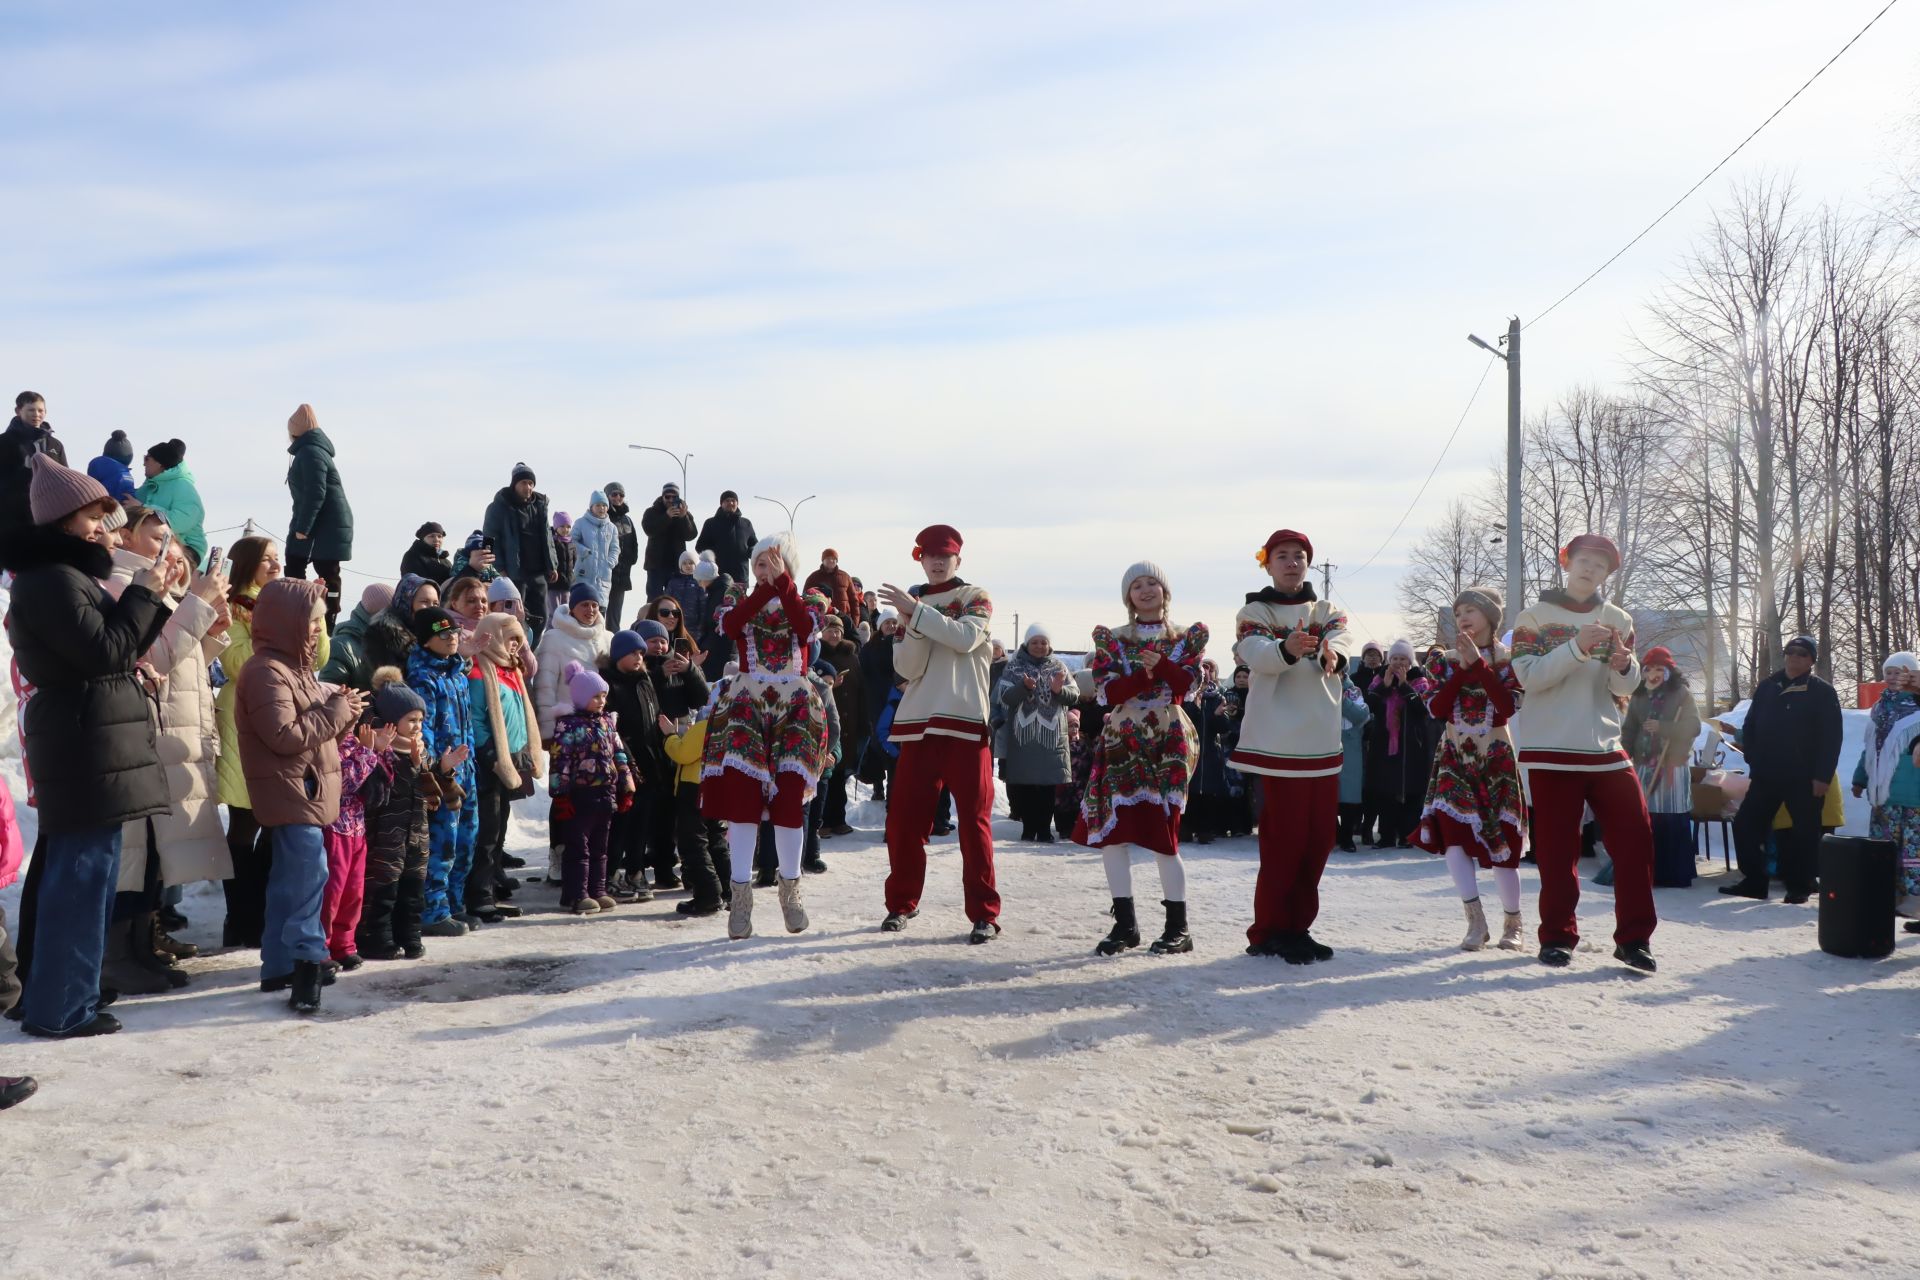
[29,452,110,526]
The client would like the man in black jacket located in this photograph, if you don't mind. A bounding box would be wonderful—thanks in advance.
[640,482,697,601]
[695,490,757,585]
[482,462,558,644]
[0,391,67,552]
[1727,635,1843,903]
[603,482,639,630]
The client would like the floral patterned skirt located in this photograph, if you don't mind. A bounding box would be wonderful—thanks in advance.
[1073,699,1197,856]
[700,672,828,822]
[1870,804,1920,900]
[1413,732,1525,868]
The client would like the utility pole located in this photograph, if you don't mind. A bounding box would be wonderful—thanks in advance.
[1319,563,1337,598]
[1468,316,1523,611]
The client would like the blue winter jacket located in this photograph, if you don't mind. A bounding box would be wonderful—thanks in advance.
[1339,678,1371,806]
[406,646,478,790]
[571,510,619,603]
[87,455,136,503]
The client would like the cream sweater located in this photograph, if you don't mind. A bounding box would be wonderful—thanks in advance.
[1509,593,1640,772]
[890,580,993,745]
[1228,587,1354,779]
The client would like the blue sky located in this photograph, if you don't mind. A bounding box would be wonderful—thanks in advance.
[5,0,1916,646]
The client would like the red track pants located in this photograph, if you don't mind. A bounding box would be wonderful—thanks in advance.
[1248,774,1339,946]
[1526,767,1657,949]
[884,736,1000,924]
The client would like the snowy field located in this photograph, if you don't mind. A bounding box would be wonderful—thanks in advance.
[3,791,1916,1280]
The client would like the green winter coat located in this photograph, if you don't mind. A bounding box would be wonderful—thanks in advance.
[135,463,209,567]
[286,428,354,561]
[317,600,376,691]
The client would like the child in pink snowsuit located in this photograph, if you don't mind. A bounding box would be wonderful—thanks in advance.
[322,721,391,966]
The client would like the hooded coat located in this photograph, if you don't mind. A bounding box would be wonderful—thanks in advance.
[215,584,332,808]
[530,611,612,741]
[285,413,354,560]
[695,507,757,584]
[133,463,209,565]
[106,551,233,888]
[4,528,171,832]
[88,454,137,503]
[318,599,379,691]
[235,580,357,828]
[571,507,619,603]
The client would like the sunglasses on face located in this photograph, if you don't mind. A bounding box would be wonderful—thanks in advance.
[656,609,680,618]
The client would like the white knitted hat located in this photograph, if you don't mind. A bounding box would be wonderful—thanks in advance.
[1121,560,1169,611]
[1024,621,1051,645]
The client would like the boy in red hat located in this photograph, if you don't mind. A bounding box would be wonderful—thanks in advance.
[1232,530,1353,962]
[1509,533,1657,972]
[876,525,1000,943]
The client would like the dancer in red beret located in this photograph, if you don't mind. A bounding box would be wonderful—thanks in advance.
[876,525,1001,943]
[1508,533,1658,972]
[1231,530,1353,962]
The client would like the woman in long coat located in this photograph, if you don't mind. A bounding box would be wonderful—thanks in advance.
[995,623,1079,842]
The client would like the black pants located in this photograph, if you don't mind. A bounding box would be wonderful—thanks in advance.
[1007,783,1055,837]
[674,783,727,904]
[610,789,655,878]
[285,551,343,632]
[222,805,272,948]
[1357,799,1380,844]
[606,583,629,633]
[649,784,678,879]
[1337,802,1364,849]
[823,739,862,828]
[1734,773,1824,893]
[520,576,550,646]
[468,773,512,913]
[804,789,826,862]
[1371,796,1421,846]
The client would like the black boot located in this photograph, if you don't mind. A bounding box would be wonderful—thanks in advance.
[1149,900,1192,954]
[101,918,173,995]
[131,914,190,988]
[289,960,324,1014]
[395,876,427,959]
[357,879,402,960]
[1096,897,1141,956]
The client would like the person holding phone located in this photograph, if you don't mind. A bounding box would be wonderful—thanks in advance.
[641,483,698,600]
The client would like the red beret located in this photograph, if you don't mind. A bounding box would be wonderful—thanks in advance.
[1558,533,1620,573]
[913,524,963,560]
[1260,528,1313,563]
[1641,646,1676,671]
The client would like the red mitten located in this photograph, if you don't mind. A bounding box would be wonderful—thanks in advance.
[617,791,635,813]
[553,795,576,822]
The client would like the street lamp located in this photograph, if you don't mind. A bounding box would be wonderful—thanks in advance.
[755,494,816,537]
[627,445,692,499]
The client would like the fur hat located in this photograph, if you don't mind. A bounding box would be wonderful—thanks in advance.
[568,581,603,610]
[359,583,394,614]
[753,530,800,580]
[369,667,426,725]
[103,430,134,465]
[1452,584,1504,635]
[1120,561,1169,612]
[693,550,719,584]
[564,660,608,710]
[913,524,962,560]
[144,438,186,472]
[411,606,458,645]
[28,452,111,526]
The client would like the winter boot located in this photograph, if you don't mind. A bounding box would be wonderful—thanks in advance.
[289,960,324,1014]
[150,921,199,960]
[777,876,809,934]
[1497,910,1524,950]
[1459,898,1490,951]
[423,917,468,937]
[1096,897,1141,956]
[728,881,754,940]
[1149,900,1193,955]
[101,919,174,995]
[132,913,190,988]
[394,877,426,959]
[567,897,601,915]
[594,894,618,911]
[546,845,564,885]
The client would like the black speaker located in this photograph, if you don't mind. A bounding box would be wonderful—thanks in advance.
[1817,835,1898,959]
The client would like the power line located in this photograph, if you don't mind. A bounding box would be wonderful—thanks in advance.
[1526,0,1903,331]
[1343,353,1500,581]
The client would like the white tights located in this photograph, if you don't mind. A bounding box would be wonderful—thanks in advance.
[1444,846,1520,914]
[1102,843,1186,902]
[729,823,804,884]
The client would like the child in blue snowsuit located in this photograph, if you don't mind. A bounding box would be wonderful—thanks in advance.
[405,607,479,934]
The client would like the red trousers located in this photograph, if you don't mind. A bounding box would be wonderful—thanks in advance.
[1526,767,1657,948]
[321,828,367,961]
[1248,774,1338,945]
[884,736,999,924]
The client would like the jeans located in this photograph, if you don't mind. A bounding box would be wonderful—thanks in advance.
[20,826,122,1034]
[262,824,331,980]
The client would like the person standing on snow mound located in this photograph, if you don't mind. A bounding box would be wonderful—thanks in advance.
[876,524,1000,944]
[1508,533,1657,973]
[1231,530,1352,964]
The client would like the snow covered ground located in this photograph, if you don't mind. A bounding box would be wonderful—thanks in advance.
[3,788,1917,1280]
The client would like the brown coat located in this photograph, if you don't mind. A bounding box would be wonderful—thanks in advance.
[236,579,358,827]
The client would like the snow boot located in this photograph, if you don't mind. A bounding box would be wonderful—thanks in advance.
[777,876,809,934]
[594,894,618,911]
[423,917,468,937]
[1096,897,1141,956]
[728,881,754,940]
[394,878,426,958]
[1302,934,1334,962]
[1497,910,1524,950]
[1459,898,1490,951]
[101,920,173,995]
[1718,877,1767,900]
[131,913,190,988]
[801,855,828,875]
[567,897,601,915]
[676,894,723,917]
[1150,900,1193,955]
[150,922,199,961]
[289,960,324,1014]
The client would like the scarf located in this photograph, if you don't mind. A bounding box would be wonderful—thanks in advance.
[1001,646,1069,748]
[1540,587,1605,614]
[1631,678,1685,764]
[1865,688,1920,807]
[476,655,545,789]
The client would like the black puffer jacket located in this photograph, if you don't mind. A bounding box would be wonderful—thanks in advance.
[399,538,452,585]
[4,528,170,832]
[0,418,68,552]
[641,499,698,577]
[608,501,639,591]
[602,661,665,787]
[695,508,757,584]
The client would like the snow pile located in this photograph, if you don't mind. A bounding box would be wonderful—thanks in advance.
[1,786,1915,1278]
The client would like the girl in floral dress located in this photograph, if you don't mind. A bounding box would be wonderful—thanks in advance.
[1074,561,1208,956]
[700,531,829,940]
[1851,652,1920,912]
[1412,586,1527,952]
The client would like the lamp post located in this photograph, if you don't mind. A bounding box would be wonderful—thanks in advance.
[755,494,816,538]
[1468,316,1522,610]
[627,445,692,500]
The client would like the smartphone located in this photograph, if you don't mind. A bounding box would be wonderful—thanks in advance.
[674,637,695,656]
[480,535,494,552]
[206,545,225,576]
[153,525,175,567]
